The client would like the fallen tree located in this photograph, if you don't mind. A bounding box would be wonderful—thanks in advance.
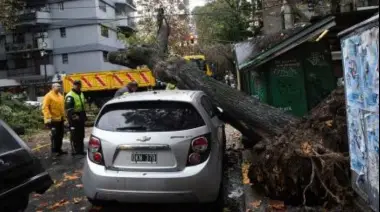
[108,9,299,140]
[108,8,351,208]
[248,88,352,207]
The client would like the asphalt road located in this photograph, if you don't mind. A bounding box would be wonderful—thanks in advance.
[25,126,244,212]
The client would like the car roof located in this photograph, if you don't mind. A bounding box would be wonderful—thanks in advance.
[106,90,204,105]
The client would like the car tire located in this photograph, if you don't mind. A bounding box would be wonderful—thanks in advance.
[87,197,110,207]
[205,180,224,212]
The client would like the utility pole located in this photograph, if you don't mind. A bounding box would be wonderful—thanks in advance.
[40,33,48,92]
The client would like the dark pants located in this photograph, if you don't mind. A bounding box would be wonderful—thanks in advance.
[70,120,85,154]
[50,121,64,153]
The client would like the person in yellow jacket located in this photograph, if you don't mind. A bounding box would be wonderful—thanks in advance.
[42,83,67,156]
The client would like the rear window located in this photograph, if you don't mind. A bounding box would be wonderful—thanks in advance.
[96,101,205,132]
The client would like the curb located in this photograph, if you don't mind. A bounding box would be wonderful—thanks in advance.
[242,149,269,212]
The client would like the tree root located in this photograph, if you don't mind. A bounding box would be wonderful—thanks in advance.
[312,158,342,204]
[303,158,315,205]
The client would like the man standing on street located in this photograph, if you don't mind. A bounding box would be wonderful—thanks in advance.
[65,80,86,155]
[42,83,67,156]
[114,81,138,97]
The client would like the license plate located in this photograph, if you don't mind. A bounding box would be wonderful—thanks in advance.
[131,152,157,163]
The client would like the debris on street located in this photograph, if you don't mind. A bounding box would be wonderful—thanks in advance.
[248,88,351,208]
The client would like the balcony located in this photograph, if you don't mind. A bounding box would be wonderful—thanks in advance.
[17,7,52,26]
[5,38,53,54]
[115,14,135,31]
[7,64,54,78]
[115,0,137,10]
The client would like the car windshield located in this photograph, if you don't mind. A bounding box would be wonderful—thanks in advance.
[96,101,205,132]
[0,122,22,154]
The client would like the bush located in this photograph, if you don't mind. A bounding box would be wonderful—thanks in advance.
[0,92,44,134]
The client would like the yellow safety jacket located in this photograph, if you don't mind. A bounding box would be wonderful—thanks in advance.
[42,90,65,124]
[166,83,177,90]
[65,91,85,112]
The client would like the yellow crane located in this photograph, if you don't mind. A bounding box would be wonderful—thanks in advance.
[183,55,213,77]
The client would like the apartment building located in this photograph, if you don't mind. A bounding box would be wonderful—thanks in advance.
[0,0,136,99]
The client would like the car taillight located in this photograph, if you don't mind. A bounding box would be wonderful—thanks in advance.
[187,134,211,166]
[191,137,208,152]
[88,136,104,165]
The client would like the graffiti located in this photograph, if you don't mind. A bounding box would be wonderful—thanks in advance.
[273,59,301,78]
[307,52,328,66]
[278,106,292,111]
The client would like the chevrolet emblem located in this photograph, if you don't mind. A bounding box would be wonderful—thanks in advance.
[137,136,151,142]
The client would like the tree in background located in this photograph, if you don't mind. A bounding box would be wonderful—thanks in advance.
[192,0,254,45]
[128,0,191,54]
[0,0,25,30]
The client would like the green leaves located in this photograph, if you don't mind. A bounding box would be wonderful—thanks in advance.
[0,0,26,30]
[192,0,253,45]
[0,92,43,133]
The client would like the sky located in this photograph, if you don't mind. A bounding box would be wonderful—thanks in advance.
[189,0,206,11]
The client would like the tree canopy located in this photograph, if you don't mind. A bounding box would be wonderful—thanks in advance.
[125,0,191,55]
[0,0,25,30]
[192,0,254,45]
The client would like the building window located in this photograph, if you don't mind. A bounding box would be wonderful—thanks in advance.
[62,54,68,64]
[13,33,25,44]
[99,0,107,12]
[60,28,66,37]
[101,25,109,37]
[59,2,64,10]
[103,51,108,62]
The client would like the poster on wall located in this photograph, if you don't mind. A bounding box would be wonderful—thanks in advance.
[365,112,380,200]
[342,36,365,109]
[341,17,379,210]
[347,106,367,174]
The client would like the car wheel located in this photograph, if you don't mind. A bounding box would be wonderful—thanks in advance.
[205,181,224,212]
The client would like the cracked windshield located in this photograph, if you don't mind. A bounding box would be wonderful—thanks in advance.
[0,0,379,212]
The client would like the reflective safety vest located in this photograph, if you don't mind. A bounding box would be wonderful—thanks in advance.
[65,91,85,112]
[166,83,177,90]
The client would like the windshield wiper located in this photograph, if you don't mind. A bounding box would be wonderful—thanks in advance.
[115,126,147,131]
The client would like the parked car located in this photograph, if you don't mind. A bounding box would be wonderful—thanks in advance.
[24,101,42,108]
[0,120,53,211]
[82,90,226,210]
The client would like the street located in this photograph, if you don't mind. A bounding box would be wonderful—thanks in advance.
[24,125,244,212]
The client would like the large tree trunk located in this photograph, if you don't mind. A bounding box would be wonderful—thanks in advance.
[107,8,300,142]
[108,51,299,141]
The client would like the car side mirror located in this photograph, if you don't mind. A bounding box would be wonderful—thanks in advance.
[215,106,223,115]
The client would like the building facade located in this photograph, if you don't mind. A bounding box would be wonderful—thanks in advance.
[0,0,136,98]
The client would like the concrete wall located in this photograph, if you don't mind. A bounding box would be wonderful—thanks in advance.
[49,25,99,48]
[50,0,97,19]
[53,50,127,74]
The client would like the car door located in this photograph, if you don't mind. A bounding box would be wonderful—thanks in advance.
[199,95,225,157]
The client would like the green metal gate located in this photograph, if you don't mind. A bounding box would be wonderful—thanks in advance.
[301,42,337,110]
[268,56,308,117]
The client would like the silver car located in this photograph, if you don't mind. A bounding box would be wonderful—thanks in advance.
[82,90,226,209]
